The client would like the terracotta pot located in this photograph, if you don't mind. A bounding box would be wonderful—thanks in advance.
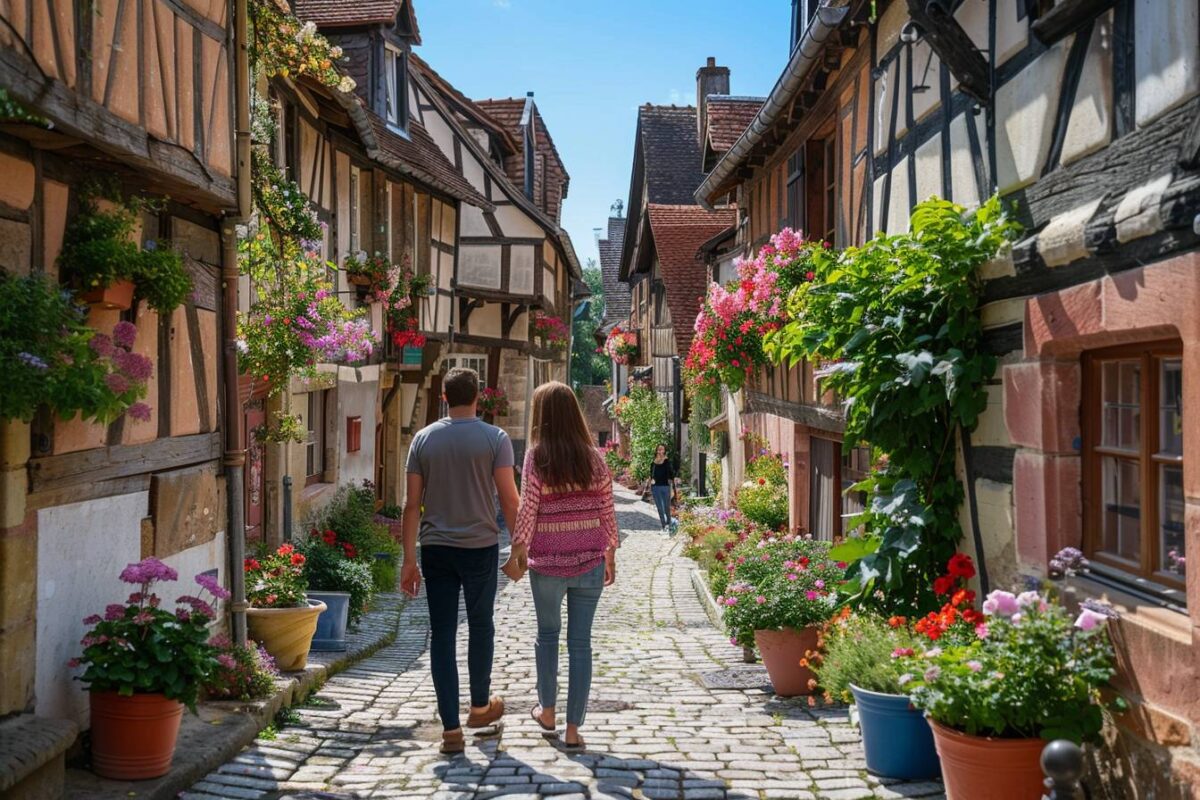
[929,720,1046,800]
[88,691,183,780]
[246,598,326,671]
[79,279,135,311]
[754,626,819,696]
[346,273,373,287]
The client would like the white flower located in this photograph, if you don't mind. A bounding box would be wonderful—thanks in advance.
[297,21,317,41]
[337,75,357,94]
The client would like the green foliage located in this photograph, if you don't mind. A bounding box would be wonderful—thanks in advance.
[815,613,919,701]
[132,243,192,314]
[720,535,843,648]
[254,411,306,444]
[368,536,401,594]
[602,444,630,476]
[204,638,279,702]
[298,535,375,625]
[614,386,670,482]
[0,88,49,125]
[1,272,151,423]
[706,459,722,497]
[768,196,1020,614]
[244,544,308,608]
[735,481,789,530]
[904,596,1118,742]
[570,262,608,388]
[745,453,787,486]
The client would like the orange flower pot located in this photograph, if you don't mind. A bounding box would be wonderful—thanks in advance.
[754,626,818,696]
[79,279,135,311]
[88,691,183,780]
[929,720,1046,800]
[246,598,326,671]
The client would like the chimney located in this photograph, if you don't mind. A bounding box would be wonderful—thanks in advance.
[696,57,731,147]
[521,91,536,200]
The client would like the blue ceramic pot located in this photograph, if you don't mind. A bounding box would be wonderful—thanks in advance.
[308,591,350,652]
[850,683,941,780]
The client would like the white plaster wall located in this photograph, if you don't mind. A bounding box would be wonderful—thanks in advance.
[36,492,226,726]
[886,156,911,233]
[470,303,503,338]
[1061,11,1114,166]
[338,378,378,487]
[460,204,491,237]
[495,204,545,239]
[874,57,900,157]
[911,41,942,123]
[914,133,943,205]
[511,246,535,294]
[462,154,486,196]
[1134,0,1200,127]
[438,201,456,244]
[459,245,501,289]
[995,38,1069,192]
[948,111,984,209]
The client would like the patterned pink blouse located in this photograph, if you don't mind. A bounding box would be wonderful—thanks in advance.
[511,448,620,577]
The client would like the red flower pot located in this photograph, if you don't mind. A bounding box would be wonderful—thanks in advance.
[929,720,1046,800]
[79,279,135,311]
[754,626,818,696]
[88,691,184,780]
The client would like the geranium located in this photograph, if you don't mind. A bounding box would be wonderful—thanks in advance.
[914,554,983,643]
[685,229,824,400]
[245,543,308,608]
[603,325,639,365]
[531,311,569,349]
[477,386,510,417]
[70,559,226,711]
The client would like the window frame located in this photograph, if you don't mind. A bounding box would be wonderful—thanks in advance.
[1081,340,1185,592]
[444,354,488,391]
[306,389,331,486]
[384,46,409,132]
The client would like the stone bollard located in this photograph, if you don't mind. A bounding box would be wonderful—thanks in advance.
[1041,739,1085,800]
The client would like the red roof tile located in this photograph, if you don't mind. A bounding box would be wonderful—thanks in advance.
[365,114,489,208]
[647,204,736,356]
[706,96,764,153]
[292,0,420,37]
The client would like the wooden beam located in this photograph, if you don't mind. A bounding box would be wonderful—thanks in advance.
[907,0,990,105]
[1031,0,1115,45]
[28,431,222,492]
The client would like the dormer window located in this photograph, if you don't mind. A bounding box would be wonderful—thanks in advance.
[791,0,820,51]
[385,47,409,131]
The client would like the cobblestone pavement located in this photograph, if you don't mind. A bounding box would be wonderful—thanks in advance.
[185,488,945,800]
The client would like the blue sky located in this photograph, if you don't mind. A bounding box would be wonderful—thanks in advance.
[414,0,785,270]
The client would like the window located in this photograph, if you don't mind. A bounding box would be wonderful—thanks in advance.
[786,149,804,232]
[445,354,488,390]
[810,437,838,541]
[840,443,871,532]
[1083,342,1185,590]
[306,390,330,484]
[384,48,409,131]
[802,126,837,246]
[791,0,820,51]
[348,169,360,255]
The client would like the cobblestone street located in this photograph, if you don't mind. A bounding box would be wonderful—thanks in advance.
[185,488,946,800]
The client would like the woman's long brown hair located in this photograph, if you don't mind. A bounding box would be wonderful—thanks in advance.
[529,380,598,489]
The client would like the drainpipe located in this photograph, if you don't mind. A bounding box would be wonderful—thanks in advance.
[222,0,252,647]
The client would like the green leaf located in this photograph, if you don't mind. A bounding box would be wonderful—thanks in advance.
[829,536,880,563]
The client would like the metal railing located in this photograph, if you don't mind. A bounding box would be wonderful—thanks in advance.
[1042,739,1085,800]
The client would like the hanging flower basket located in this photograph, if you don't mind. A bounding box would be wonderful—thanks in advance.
[79,278,136,311]
[603,325,639,365]
[530,311,568,350]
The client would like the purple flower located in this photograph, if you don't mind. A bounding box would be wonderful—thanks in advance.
[216,653,237,670]
[804,590,818,600]
[127,402,152,422]
[115,350,153,381]
[177,595,215,618]
[17,351,48,370]
[724,596,738,606]
[966,660,983,673]
[176,608,191,622]
[196,573,231,600]
[923,666,941,682]
[1074,608,1107,632]
[982,590,1020,617]
[1016,591,1047,612]
[104,603,127,621]
[814,580,825,589]
[82,614,102,625]
[119,557,178,585]
[104,373,130,394]
[112,321,138,348]
[88,334,114,357]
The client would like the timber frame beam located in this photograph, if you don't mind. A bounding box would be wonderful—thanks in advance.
[906,0,990,105]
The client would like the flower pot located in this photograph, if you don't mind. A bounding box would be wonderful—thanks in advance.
[849,684,940,780]
[346,273,373,287]
[79,279,135,311]
[754,627,818,696]
[929,720,1045,800]
[246,598,326,671]
[88,691,183,780]
[308,591,350,652]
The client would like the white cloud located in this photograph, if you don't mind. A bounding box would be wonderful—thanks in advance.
[493,0,511,8]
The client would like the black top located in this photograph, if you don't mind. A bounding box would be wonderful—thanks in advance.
[651,459,675,486]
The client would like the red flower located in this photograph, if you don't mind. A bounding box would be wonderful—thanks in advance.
[947,553,975,579]
[278,543,295,555]
[342,543,357,559]
[244,558,261,572]
[932,575,955,595]
[290,552,306,566]
[805,270,815,280]
[757,477,766,485]
[887,615,907,628]
[951,588,975,607]
[323,530,337,545]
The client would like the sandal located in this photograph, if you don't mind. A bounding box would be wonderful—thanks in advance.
[530,705,556,733]
[440,729,465,754]
[560,734,586,752]
[466,696,506,728]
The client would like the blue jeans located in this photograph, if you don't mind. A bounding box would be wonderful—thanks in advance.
[529,563,604,726]
[421,544,499,731]
[651,484,673,527]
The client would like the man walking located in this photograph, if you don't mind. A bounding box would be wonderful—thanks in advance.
[400,367,520,754]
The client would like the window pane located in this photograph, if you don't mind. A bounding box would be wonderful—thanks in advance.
[1160,464,1185,577]
[1160,357,1183,456]
[1101,456,1141,563]
[1101,359,1141,450]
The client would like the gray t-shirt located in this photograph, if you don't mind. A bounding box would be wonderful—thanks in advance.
[406,416,514,548]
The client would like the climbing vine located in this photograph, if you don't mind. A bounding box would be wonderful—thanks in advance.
[766,196,1019,614]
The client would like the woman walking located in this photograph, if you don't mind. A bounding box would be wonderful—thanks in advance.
[503,381,618,751]
[649,444,677,531]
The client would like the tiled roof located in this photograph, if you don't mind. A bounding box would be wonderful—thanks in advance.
[598,215,630,326]
[647,204,736,356]
[706,96,764,153]
[639,105,705,205]
[292,0,419,37]
[476,98,570,222]
[365,115,489,208]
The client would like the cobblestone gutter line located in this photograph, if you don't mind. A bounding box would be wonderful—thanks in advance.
[61,593,408,800]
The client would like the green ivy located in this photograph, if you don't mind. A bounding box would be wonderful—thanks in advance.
[766,196,1019,614]
[615,386,670,482]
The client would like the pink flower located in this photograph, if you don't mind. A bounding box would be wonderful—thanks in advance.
[196,573,231,600]
[982,590,1020,617]
[127,402,152,422]
[923,666,941,682]
[216,653,237,670]
[1074,608,1107,632]
[974,623,989,639]
[104,373,130,394]
[104,604,126,621]
[119,557,178,585]
[755,595,766,604]
[112,321,138,348]
[82,614,102,625]
[814,580,825,589]
[1016,591,1047,611]
[805,590,818,600]
[966,660,983,673]
[88,334,114,357]
[786,573,798,582]
[724,597,738,606]
[891,647,914,658]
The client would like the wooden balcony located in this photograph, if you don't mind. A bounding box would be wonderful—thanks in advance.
[651,325,677,359]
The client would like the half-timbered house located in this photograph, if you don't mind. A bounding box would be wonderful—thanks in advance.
[700,0,1200,792]
[597,210,630,447]
[0,0,239,790]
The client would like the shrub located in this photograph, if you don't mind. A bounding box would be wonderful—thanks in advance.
[603,444,629,476]
[299,532,375,625]
[706,459,722,497]
[815,613,921,702]
[720,535,843,648]
[735,480,789,530]
[614,386,669,482]
[205,636,279,701]
[311,481,387,559]
[745,453,787,486]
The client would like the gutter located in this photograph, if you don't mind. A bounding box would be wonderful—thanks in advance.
[694,1,851,209]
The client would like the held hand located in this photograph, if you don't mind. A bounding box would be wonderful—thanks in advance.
[604,551,616,586]
[501,556,526,582]
[400,562,422,598]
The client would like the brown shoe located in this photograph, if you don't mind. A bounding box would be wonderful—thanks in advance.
[440,728,465,754]
[466,696,505,728]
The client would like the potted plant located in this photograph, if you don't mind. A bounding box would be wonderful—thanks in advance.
[530,310,568,350]
[69,558,226,780]
[477,386,509,420]
[244,543,326,670]
[720,535,843,696]
[902,589,1119,800]
[816,612,941,780]
[603,325,639,365]
[299,529,375,651]
[343,251,390,292]
[204,636,279,702]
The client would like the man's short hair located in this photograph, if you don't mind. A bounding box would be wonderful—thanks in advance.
[443,367,480,408]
